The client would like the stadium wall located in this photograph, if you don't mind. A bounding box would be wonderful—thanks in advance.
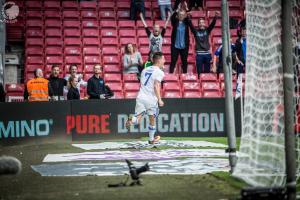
[0,99,242,145]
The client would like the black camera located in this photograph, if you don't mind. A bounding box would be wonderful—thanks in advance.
[125,159,149,185]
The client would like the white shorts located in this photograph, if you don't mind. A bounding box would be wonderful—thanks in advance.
[134,98,159,117]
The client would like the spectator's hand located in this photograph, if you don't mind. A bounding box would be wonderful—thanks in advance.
[99,94,106,99]
[237,59,244,66]
[215,11,220,18]
[183,1,189,11]
[158,99,164,107]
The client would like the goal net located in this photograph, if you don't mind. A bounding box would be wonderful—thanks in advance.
[232,0,300,187]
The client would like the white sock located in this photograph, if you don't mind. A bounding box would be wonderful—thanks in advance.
[148,125,156,141]
[131,116,138,125]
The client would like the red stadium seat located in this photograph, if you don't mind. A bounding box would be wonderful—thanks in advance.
[106,82,123,92]
[64,46,81,56]
[26,38,43,47]
[25,1,42,10]
[183,91,202,98]
[100,20,117,29]
[44,10,61,19]
[124,82,140,91]
[180,73,198,82]
[26,10,43,19]
[80,1,97,10]
[63,10,80,20]
[64,38,81,46]
[26,28,43,38]
[136,20,153,29]
[102,38,118,47]
[45,38,63,46]
[45,19,61,28]
[26,47,43,56]
[119,29,136,38]
[84,56,101,64]
[99,10,116,20]
[84,65,94,73]
[83,47,101,55]
[44,1,61,10]
[84,73,94,81]
[98,2,115,10]
[104,74,122,83]
[117,10,131,19]
[103,56,119,64]
[124,91,138,99]
[101,29,118,38]
[182,82,201,92]
[200,73,218,82]
[120,38,136,46]
[62,1,79,10]
[102,47,119,56]
[65,56,82,65]
[45,28,62,37]
[228,1,241,9]
[164,73,179,83]
[118,20,135,29]
[46,56,63,65]
[64,28,81,37]
[82,20,98,29]
[123,74,139,83]
[81,10,98,20]
[46,47,63,55]
[83,37,100,46]
[63,20,80,28]
[191,11,206,19]
[202,82,220,92]
[202,91,222,98]
[164,91,182,98]
[163,82,181,92]
[26,65,42,72]
[138,37,149,47]
[5,84,24,93]
[103,65,121,73]
[205,1,221,10]
[26,19,43,28]
[137,29,148,37]
[82,29,99,37]
[116,2,131,9]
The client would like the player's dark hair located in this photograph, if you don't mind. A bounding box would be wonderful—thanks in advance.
[152,52,163,63]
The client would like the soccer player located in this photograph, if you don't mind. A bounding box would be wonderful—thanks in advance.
[125,52,165,144]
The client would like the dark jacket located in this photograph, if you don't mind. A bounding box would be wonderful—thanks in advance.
[0,82,5,102]
[87,75,114,99]
[48,76,67,96]
[189,17,216,53]
[171,11,190,50]
[67,86,80,100]
[235,37,246,65]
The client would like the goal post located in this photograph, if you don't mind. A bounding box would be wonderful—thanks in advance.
[232,1,299,198]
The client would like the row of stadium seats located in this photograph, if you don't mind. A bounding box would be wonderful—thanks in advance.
[5,73,245,101]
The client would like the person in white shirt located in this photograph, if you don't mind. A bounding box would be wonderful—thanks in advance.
[64,64,87,99]
[126,52,165,144]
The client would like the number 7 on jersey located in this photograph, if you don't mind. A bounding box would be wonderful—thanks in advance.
[144,72,153,86]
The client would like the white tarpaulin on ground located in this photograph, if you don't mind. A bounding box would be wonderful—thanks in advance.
[43,149,227,163]
[32,158,229,176]
[72,140,227,150]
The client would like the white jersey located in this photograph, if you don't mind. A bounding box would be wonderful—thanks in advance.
[137,66,164,103]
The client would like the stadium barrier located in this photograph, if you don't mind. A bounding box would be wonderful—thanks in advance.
[0,99,242,145]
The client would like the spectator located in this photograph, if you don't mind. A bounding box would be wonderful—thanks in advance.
[130,0,145,21]
[87,65,114,99]
[0,82,5,102]
[123,43,144,75]
[212,41,236,77]
[48,65,67,100]
[64,64,87,99]
[189,11,219,76]
[235,26,246,74]
[67,76,80,100]
[174,0,188,11]
[24,68,53,102]
[140,12,171,60]
[237,10,246,38]
[169,4,191,74]
[158,0,173,20]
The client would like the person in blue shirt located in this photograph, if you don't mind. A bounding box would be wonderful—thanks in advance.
[212,40,236,76]
[235,27,246,75]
